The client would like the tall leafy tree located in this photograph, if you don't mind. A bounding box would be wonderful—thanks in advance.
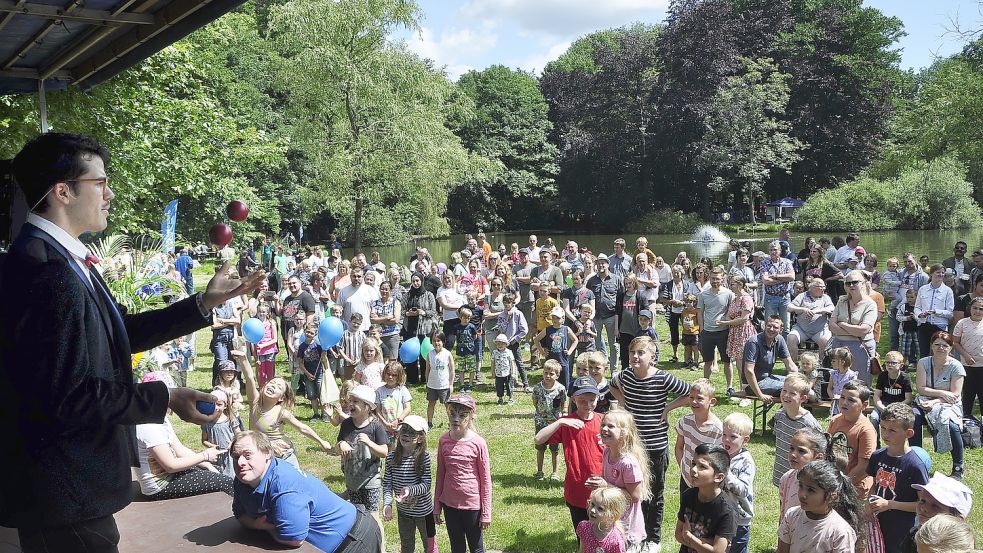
[697,58,803,223]
[448,65,558,231]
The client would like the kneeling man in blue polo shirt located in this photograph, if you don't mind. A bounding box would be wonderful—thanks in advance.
[231,431,381,552]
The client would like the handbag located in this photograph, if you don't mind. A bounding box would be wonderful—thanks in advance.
[962,417,982,449]
[869,355,882,376]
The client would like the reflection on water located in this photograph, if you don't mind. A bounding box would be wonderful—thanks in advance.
[343,229,983,268]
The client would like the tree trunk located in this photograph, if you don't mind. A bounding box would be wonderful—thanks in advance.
[747,189,757,226]
[352,196,364,253]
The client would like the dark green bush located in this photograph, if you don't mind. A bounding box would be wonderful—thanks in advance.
[626,209,705,235]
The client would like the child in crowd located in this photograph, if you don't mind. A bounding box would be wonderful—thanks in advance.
[866,403,930,553]
[455,307,479,390]
[532,360,567,480]
[675,378,723,492]
[200,389,240,478]
[463,292,485,382]
[914,515,975,553]
[355,335,385,390]
[576,486,628,553]
[575,303,598,354]
[797,351,821,403]
[376,361,412,444]
[214,360,244,426]
[341,312,366,380]
[870,350,914,445]
[827,347,857,416]
[778,460,863,553]
[674,445,736,553]
[898,288,920,369]
[434,394,492,553]
[497,293,529,392]
[771,373,822,486]
[286,311,307,392]
[904,473,974,553]
[592,409,650,551]
[172,337,195,387]
[636,309,659,345]
[588,351,613,413]
[681,295,701,370]
[720,413,755,553]
[253,304,279,388]
[536,376,604,530]
[568,353,592,411]
[491,333,517,404]
[534,280,561,366]
[534,306,578,390]
[327,379,357,427]
[426,332,455,429]
[828,380,876,498]
[779,428,832,519]
[383,415,436,553]
[336,385,390,539]
[326,304,347,377]
[297,320,328,421]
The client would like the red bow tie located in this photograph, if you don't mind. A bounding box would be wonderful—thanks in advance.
[84,253,100,268]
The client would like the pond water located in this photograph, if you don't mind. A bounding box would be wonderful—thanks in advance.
[361,228,983,267]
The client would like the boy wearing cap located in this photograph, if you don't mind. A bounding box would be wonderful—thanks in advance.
[491,334,518,404]
[902,473,973,553]
[535,376,604,531]
[336,385,390,535]
[534,306,579,389]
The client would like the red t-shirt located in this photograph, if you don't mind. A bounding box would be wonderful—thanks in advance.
[548,412,604,508]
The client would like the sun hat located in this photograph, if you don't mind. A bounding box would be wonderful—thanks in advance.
[911,473,973,517]
[210,389,229,403]
[218,360,239,373]
[348,385,377,408]
[494,333,508,344]
[399,414,428,433]
[596,253,609,262]
[550,306,565,319]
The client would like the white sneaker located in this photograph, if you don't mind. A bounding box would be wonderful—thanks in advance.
[642,542,661,553]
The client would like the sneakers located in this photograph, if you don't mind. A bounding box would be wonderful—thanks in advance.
[535,471,545,480]
[497,398,504,405]
[952,465,965,481]
[508,398,515,405]
[669,356,679,363]
[689,363,699,371]
[549,472,560,482]
[727,387,736,397]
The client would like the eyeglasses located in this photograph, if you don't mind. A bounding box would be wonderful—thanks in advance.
[67,177,110,192]
[845,280,863,286]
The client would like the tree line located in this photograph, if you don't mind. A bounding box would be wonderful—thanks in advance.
[1,0,981,247]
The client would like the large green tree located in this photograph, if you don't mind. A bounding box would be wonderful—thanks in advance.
[448,65,558,231]
[268,0,485,249]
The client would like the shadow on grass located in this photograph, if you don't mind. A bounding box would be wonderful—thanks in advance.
[488,412,531,421]
[506,526,576,553]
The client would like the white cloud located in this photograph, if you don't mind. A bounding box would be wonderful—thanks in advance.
[461,0,669,37]
[406,26,498,80]
[518,40,572,75]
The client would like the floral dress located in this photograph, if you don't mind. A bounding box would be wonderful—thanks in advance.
[726,293,756,361]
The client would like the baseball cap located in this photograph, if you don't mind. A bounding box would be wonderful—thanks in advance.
[912,473,973,517]
[349,385,377,408]
[518,247,529,255]
[218,360,239,373]
[596,253,609,262]
[399,414,428,433]
[855,246,866,255]
[571,376,599,396]
[494,333,508,344]
[639,309,653,319]
[550,306,565,319]
[752,251,768,258]
[447,393,477,411]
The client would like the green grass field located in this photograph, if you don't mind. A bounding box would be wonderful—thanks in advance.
[167,292,982,552]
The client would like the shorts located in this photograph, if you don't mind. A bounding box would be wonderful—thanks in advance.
[457,355,477,376]
[347,487,382,512]
[681,334,699,346]
[427,387,450,403]
[304,373,323,401]
[536,442,559,453]
[699,329,730,362]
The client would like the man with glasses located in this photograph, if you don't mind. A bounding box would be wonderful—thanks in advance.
[337,269,379,332]
[608,238,632,277]
[587,254,624,370]
[2,133,263,551]
[943,241,970,295]
[786,278,834,362]
[563,240,584,271]
[760,240,796,330]
[527,234,542,261]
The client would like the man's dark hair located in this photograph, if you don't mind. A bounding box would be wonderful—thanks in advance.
[12,132,110,212]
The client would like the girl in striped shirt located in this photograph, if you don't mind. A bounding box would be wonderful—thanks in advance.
[383,414,436,553]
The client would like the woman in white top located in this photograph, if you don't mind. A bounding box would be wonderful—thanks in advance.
[915,263,955,363]
[634,252,660,308]
[829,270,878,384]
[436,272,466,349]
[661,264,689,363]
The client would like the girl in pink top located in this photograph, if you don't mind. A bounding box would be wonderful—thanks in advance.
[253,304,279,388]
[587,409,650,549]
[434,394,491,553]
[576,486,627,553]
[778,428,831,521]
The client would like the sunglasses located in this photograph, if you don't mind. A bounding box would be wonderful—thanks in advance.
[845,280,863,286]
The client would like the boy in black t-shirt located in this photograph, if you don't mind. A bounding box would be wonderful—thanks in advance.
[675,444,736,553]
[870,350,914,446]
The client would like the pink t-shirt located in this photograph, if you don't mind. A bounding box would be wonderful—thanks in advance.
[576,520,626,553]
[953,317,983,364]
[434,433,492,523]
[356,361,384,390]
[778,506,856,553]
[602,449,646,544]
[779,468,799,520]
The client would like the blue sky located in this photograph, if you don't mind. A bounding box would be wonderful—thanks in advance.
[401,0,983,80]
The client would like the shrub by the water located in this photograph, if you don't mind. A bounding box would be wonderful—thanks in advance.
[795,157,983,231]
[627,209,704,235]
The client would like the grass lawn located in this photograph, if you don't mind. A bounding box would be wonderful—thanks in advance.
[172,264,981,552]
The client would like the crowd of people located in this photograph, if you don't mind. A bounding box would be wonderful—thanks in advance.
[127,229,983,553]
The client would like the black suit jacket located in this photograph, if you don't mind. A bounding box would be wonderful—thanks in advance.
[0,223,210,529]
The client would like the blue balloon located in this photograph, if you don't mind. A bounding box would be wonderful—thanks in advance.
[299,332,305,345]
[318,317,344,348]
[911,446,932,472]
[242,318,265,344]
[399,337,421,364]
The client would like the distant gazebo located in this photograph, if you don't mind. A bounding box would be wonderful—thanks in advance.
[765,197,804,222]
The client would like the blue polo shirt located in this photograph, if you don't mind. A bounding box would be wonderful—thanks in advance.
[233,457,356,552]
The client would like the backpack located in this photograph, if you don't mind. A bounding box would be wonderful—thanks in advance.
[962,417,982,449]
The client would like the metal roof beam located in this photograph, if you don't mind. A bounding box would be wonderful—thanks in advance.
[0,1,155,25]
[71,0,213,84]
[1,1,85,70]
[0,0,27,34]
[0,67,71,79]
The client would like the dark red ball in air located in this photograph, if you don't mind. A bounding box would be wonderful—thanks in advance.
[209,223,233,247]
[226,200,249,222]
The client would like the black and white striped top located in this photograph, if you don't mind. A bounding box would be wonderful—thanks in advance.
[383,451,433,517]
[612,368,691,452]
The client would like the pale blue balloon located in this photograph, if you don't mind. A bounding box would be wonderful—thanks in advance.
[910,446,932,471]
[399,337,421,364]
[318,317,344,348]
[242,318,265,344]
